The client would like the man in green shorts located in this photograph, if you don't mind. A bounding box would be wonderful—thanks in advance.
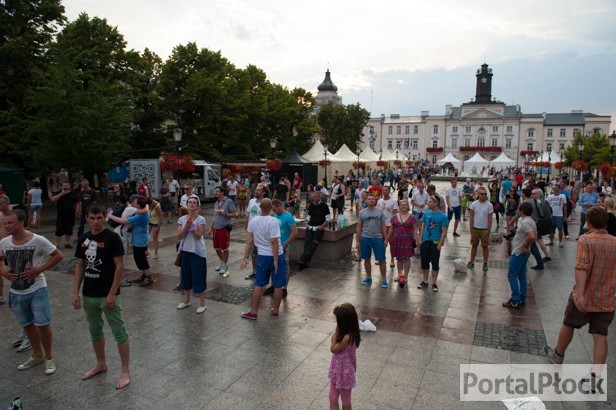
[72,204,130,390]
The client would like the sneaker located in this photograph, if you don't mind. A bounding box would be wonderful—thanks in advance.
[467,261,475,269]
[17,355,44,370]
[543,345,564,364]
[7,397,23,410]
[559,243,564,248]
[177,302,191,310]
[241,311,258,320]
[361,277,373,285]
[44,357,56,375]
[215,261,224,272]
[120,279,132,287]
[131,275,145,284]
[270,308,279,318]
[542,257,552,262]
[139,276,154,287]
[531,265,544,270]
[173,283,181,291]
[219,263,228,275]
[565,235,570,239]
[502,299,520,309]
[245,272,256,280]
[263,286,275,295]
[453,232,461,237]
[16,338,32,353]
[196,306,206,314]
[282,289,288,298]
[432,284,439,292]
[482,263,488,272]
[417,281,428,289]
[12,334,26,348]
[381,279,388,288]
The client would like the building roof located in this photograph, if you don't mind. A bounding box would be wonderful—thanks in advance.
[376,115,423,124]
[543,113,593,125]
[317,69,338,92]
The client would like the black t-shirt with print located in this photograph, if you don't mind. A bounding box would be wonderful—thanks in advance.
[75,229,125,297]
[53,190,78,218]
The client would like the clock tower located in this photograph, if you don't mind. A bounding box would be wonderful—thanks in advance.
[475,63,493,103]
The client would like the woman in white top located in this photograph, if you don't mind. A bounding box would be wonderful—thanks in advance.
[176,197,207,314]
[354,181,365,214]
[27,181,43,229]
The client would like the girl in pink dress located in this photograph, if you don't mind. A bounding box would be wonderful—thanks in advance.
[329,303,361,410]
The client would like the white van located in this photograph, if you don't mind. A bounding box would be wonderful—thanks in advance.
[181,160,222,201]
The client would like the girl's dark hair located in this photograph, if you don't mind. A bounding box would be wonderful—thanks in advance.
[334,303,361,347]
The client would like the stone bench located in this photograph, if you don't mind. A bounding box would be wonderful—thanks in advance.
[289,222,357,263]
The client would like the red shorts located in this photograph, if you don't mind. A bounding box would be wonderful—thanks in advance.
[212,227,230,251]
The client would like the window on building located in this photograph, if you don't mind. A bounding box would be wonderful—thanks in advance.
[506,138,512,149]
[465,138,471,147]
[560,128,566,137]
[412,155,417,161]
[492,126,498,132]
[573,128,580,136]
[432,141,438,148]
[451,138,458,149]
[528,129,535,138]
[492,138,498,147]
[412,140,418,149]
[405,125,410,134]
[465,126,472,133]
[559,142,566,152]
[527,143,534,151]
[452,126,458,133]
[396,125,401,135]
[547,128,553,137]
[387,140,393,149]
[404,139,410,149]
[396,139,401,149]
[506,125,513,133]
[413,125,418,134]
[477,137,485,147]
[388,126,392,135]
[433,125,439,134]
[546,142,553,152]
[432,155,437,163]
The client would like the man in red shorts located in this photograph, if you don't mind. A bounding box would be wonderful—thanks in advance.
[208,186,236,275]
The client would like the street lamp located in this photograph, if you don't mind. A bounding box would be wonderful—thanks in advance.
[539,150,544,179]
[577,139,585,181]
[269,137,277,183]
[173,128,183,144]
[610,130,616,164]
[323,143,329,188]
[547,147,552,182]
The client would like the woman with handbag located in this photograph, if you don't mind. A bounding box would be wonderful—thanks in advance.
[176,197,207,314]
[386,199,418,286]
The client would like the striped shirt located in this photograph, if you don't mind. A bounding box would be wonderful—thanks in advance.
[573,229,616,312]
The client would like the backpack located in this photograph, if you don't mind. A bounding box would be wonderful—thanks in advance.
[534,199,554,237]
[108,204,126,228]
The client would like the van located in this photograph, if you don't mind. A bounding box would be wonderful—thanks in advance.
[181,160,222,201]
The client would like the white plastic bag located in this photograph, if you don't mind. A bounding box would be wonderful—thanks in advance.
[358,319,377,332]
[453,258,467,273]
[337,214,348,229]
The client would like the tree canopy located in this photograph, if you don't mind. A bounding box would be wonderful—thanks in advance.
[316,101,370,153]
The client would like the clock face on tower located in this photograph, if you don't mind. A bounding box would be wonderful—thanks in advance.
[481,78,487,84]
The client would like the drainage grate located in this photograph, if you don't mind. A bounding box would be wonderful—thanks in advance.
[474,322,547,356]
[205,284,253,305]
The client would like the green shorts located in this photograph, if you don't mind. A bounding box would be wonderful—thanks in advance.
[83,295,128,344]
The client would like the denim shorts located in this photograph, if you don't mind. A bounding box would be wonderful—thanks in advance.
[9,287,51,327]
[29,204,42,211]
[360,237,386,261]
[256,254,287,288]
[552,216,564,229]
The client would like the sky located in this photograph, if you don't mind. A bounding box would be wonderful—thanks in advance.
[63,0,615,130]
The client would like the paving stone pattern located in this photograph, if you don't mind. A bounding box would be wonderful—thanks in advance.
[204,284,253,305]
[474,322,547,356]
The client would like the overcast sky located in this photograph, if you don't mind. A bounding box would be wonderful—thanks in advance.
[63,0,615,130]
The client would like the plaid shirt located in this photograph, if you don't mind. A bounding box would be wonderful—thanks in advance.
[573,229,616,312]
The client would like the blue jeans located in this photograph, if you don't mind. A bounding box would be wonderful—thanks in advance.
[578,212,587,237]
[530,242,543,268]
[508,252,531,303]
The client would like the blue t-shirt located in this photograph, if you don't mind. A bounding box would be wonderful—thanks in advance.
[273,211,296,248]
[421,210,449,242]
[501,180,512,198]
[127,212,150,247]
[561,189,571,200]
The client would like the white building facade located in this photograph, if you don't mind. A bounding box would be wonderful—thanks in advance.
[362,63,611,166]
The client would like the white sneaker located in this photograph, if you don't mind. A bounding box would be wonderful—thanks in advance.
[177,302,191,310]
[44,357,56,375]
[220,263,228,273]
[215,261,224,272]
[16,338,32,353]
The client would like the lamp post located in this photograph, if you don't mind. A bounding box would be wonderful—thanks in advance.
[539,150,544,179]
[547,148,552,182]
[610,130,616,164]
[270,137,277,183]
[577,139,585,181]
[172,128,182,179]
[323,143,329,188]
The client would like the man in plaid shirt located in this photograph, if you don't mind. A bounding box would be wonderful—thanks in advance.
[544,207,616,377]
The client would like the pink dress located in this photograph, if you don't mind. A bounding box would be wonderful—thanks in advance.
[328,344,357,390]
[390,214,417,258]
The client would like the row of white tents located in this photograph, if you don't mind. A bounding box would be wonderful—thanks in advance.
[300,140,562,178]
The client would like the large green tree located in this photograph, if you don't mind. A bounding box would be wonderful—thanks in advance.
[21,13,134,174]
[562,131,611,168]
[317,101,370,153]
[0,0,65,166]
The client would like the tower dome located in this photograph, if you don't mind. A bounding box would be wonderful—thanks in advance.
[317,69,338,92]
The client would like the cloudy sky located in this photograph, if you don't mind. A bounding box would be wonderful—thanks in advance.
[64,0,615,129]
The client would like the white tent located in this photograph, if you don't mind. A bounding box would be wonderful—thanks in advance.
[490,152,516,169]
[534,151,562,164]
[380,149,401,161]
[333,144,359,162]
[463,152,490,174]
[359,147,380,162]
[437,153,461,165]
[302,140,339,162]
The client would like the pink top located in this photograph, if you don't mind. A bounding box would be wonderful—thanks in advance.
[328,344,357,390]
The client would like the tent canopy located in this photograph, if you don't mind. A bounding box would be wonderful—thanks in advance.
[359,147,380,162]
[437,153,461,164]
[463,153,490,173]
[282,151,311,164]
[302,140,339,162]
[534,151,562,164]
[333,144,359,162]
[380,149,402,161]
[490,152,516,167]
